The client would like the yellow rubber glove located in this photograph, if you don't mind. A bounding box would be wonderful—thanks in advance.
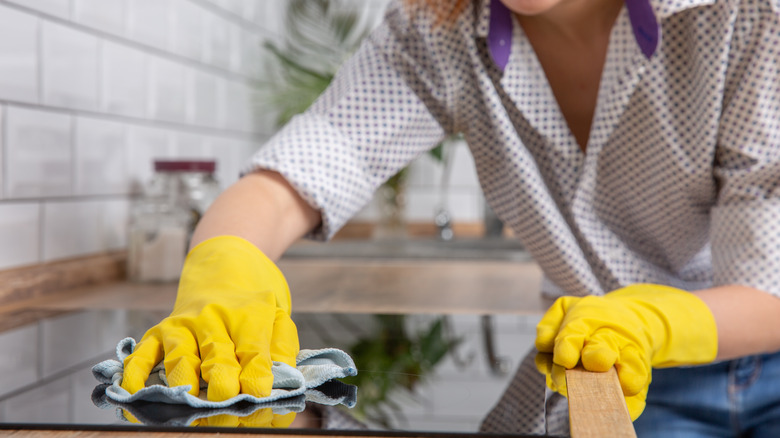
[535,284,718,420]
[190,409,296,428]
[121,407,296,428]
[121,235,299,401]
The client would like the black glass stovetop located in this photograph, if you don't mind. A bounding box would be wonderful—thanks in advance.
[0,309,546,436]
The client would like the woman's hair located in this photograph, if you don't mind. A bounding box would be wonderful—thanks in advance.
[403,0,470,25]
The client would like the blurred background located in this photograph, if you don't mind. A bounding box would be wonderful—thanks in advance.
[0,0,485,271]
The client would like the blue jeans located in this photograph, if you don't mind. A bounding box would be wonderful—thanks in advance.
[633,352,780,438]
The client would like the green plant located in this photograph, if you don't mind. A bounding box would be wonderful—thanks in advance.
[260,0,450,166]
[260,0,379,127]
[340,315,461,428]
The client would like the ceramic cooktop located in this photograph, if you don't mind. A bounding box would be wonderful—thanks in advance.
[0,308,546,436]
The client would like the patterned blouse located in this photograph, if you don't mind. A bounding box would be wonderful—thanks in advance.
[251,0,779,300]
[250,0,780,432]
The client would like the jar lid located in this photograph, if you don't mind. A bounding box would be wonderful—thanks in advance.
[154,160,216,173]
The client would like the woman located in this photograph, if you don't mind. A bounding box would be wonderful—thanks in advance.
[121,0,780,435]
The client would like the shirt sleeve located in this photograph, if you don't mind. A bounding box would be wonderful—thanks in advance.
[246,1,458,240]
[711,2,780,296]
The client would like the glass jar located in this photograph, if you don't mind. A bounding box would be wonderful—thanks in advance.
[127,160,220,282]
[152,160,221,237]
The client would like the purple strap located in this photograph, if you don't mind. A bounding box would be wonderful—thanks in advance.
[487,0,659,71]
[624,0,660,59]
[487,0,512,71]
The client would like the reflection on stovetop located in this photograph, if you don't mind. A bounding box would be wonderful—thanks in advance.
[0,309,540,434]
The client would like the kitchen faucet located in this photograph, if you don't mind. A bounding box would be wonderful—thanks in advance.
[435,139,455,241]
[483,202,504,238]
[435,208,454,241]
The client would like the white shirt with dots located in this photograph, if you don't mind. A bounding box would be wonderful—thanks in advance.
[251,0,780,300]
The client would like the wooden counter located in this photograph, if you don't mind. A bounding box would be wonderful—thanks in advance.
[8,258,549,317]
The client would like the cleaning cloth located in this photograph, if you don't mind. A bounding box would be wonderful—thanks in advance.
[93,337,358,409]
[91,378,359,427]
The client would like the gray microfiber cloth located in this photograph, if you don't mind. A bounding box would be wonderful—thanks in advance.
[90,379,359,427]
[92,337,357,410]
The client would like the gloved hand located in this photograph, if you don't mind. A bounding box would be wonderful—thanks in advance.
[120,406,296,428]
[121,235,299,401]
[190,409,297,428]
[534,284,718,420]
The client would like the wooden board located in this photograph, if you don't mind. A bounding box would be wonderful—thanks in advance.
[8,259,548,317]
[566,366,637,438]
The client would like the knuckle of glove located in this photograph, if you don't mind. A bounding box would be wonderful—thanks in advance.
[239,356,275,398]
[535,296,582,352]
[614,346,652,396]
[551,295,648,367]
[625,387,649,421]
[121,356,156,392]
[581,345,618,372]
[204,365,242,401]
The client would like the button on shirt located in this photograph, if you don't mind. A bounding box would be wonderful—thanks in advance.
[249,0,780,300]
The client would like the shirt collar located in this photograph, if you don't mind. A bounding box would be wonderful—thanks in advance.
[478,0,717,69]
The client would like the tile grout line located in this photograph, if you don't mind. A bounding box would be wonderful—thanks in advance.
[70,113,76,199]
[97,38,105,122]
[38,201,45,266]
[187,0,275,39]
[36,11,44,110]
[1,103,5,200]
[0,99,268,141]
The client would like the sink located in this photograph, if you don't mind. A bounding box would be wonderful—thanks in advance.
[283,238,531,262]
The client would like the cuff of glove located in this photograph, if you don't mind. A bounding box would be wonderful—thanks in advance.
[178,236,292,314]
[611,284,719,368]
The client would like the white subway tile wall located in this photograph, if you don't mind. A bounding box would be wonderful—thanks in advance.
[171,0,207,62]
[0,0,275,269]
[0,104,4,197]
[101,41,148,117]
[148,56,187,123]
[125,125,174,187]
[6,0,71,19]
[0,0,484,271]
[0,4,39,103]
[42,21,101,110]
[0,202,40,268]
[126,0,173,50]
[42,199,128,261]
[74,116,129,195]
[5,106,73,199]
[186,68,219,126]
[73,0,128,37]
